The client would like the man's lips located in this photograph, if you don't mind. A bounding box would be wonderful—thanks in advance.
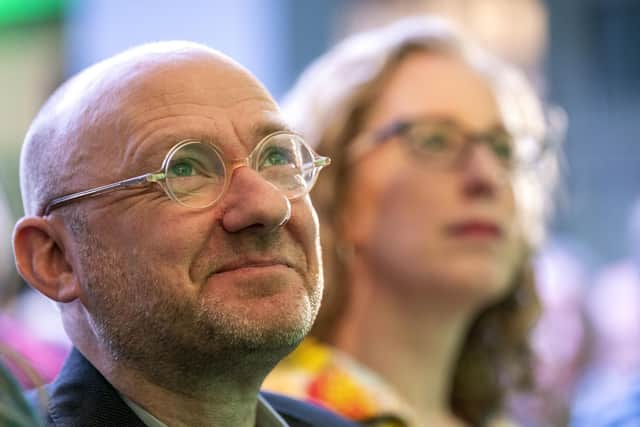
[446,221,503,238]
[212,258,293,275]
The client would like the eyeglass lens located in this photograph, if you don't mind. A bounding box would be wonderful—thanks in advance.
[164,134,317,208]
[404,121,515,168]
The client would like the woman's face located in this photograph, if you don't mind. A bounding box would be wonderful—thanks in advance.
[343,51,523,305]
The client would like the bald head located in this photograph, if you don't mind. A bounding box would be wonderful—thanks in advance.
[20,41,269,216]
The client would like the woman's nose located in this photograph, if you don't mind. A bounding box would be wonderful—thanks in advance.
[460,144,506,199]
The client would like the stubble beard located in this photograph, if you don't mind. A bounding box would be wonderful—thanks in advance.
[75,232,322,390]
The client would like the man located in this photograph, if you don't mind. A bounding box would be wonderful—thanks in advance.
[12,41,353,427]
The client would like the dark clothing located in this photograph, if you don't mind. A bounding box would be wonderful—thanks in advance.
[28,348,358,427]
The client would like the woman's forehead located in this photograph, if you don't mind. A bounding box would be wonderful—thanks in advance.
[370,52,502,130]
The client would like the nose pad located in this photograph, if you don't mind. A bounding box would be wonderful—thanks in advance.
[278,198,292,227]
[220,165,293,233]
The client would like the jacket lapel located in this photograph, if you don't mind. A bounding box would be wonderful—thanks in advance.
[44,348,146,427]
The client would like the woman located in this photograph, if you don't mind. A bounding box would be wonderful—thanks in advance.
[263,17,562,427]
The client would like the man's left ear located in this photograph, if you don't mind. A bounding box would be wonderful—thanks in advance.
[12,216,80,303]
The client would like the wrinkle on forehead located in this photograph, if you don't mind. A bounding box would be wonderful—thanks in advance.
[21,42,276,215]
[118,100,286,171]
[119,112,292,175]
[107,62,280,168]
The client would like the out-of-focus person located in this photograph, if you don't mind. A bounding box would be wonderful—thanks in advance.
[0,185,68,388]
[0,350,42,427]
[1,184,16,298]
[0,185,69,388]
[263,16,563,427]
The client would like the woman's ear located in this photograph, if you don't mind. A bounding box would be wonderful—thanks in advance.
[12,216,80,302]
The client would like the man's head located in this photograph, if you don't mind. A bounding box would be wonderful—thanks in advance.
[12,41,324,387]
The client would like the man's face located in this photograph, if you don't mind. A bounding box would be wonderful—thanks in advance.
[67,54,323,371]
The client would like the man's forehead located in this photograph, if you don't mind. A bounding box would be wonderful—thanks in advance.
[63,44,285,172]
[48,44,269,144]
[120,50,276,120]
[112,53,269,107]
[127,115,292,165]
[113,96,291,171]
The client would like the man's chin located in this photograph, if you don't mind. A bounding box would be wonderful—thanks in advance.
[199,300,315,351]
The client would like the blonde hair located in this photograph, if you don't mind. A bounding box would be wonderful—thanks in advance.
[282,16,562,425]
[284,16,562,248]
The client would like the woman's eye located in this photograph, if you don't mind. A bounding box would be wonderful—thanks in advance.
[417,132,449,151]
[491,135,514,160]
[493,144,512,160]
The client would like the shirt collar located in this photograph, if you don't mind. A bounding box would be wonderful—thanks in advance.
[257,394,290,427]
[121,393,289,427]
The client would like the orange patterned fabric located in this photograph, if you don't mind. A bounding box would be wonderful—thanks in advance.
[264,338,521,427]
[263,338,414,427]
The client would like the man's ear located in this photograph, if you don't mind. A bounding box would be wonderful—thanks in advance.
[12,216,80,303]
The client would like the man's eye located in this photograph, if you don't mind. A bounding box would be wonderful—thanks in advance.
[168,160,197,177]
[261,147,293,167]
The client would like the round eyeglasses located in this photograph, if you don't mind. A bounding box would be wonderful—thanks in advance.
[42,131,331,215]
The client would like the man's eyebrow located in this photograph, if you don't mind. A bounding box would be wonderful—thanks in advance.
[250,121,296,141]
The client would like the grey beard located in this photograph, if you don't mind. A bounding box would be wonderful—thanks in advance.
[76,235,319,394]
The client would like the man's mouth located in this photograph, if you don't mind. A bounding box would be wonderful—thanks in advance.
[213,258,293,275]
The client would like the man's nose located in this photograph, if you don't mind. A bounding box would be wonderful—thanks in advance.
[220,165,292,233]
[460,144,506,198]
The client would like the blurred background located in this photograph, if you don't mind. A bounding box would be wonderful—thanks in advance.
[2,0,640,277]
[0,0,638,425]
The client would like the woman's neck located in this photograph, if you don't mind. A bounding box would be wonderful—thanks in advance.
[331,263,477,426]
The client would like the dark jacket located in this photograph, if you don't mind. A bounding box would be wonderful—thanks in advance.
[28,348,358,427]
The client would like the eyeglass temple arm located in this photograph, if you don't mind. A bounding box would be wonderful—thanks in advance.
[301,156,331,173]
[43,172,165,215]
[347,121,409,163]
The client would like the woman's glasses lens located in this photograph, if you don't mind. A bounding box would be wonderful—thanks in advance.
[403,121,520,170]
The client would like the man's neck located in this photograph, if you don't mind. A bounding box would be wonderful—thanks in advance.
[78,343,274,427]
[113,364,263,427]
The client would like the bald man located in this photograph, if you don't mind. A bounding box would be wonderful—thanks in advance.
[12,41,352,427]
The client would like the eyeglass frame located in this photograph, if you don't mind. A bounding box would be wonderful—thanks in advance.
[346,115,557,172]
[42,131,331,216]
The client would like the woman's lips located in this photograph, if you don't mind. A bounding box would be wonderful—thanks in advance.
[446,221,503,238]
